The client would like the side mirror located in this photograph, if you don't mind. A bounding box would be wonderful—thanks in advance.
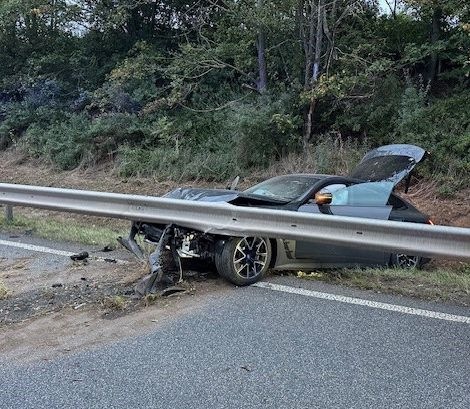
[315,192,333,205]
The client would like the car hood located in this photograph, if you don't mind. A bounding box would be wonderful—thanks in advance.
[164,187,239,202]
[349,144,427,185]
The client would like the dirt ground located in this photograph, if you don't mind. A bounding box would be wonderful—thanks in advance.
[0,246,231,363]
[0,151,469,362]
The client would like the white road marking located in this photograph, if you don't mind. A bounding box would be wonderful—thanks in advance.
[0,239,127,264]
[0,239,74,257]
[253,282,470,324]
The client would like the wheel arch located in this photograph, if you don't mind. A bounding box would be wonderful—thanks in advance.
[269,238,277,268]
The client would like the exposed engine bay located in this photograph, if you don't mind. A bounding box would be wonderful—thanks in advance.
[134,222,215,261]
[118,222,218,295]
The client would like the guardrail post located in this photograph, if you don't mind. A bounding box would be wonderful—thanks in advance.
[4,205,13,224]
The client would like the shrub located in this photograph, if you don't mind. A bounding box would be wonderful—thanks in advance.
[261,136,369,178]
[22,113,157,169]
[394,90,470,184]
[23,114,91,169]
[0,104,66,150]
[118,92,302,180]
[118,140,240,181]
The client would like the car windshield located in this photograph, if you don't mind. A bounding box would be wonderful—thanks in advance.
[243,175,320,202]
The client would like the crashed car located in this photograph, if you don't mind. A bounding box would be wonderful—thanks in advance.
[120,144,432,288]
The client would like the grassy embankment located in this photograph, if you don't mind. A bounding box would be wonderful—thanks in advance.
[0,207,126,247]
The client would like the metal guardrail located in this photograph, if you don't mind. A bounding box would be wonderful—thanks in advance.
[0,183,469,260]
[3,204,13,223]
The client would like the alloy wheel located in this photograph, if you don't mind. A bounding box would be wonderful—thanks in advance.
[232,237,269,279]
[395,254,420,268]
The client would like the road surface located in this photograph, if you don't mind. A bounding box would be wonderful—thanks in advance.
[0,235,469,408]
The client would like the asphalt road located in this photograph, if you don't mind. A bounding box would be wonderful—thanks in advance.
[1,237,470,408]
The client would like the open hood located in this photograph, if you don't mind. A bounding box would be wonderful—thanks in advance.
[349,144,427,185]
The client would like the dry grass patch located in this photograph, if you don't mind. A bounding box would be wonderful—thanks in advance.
[101,295,129,311]
[0,280,10,300]
[298,263,470,305]
[0,210,126,247]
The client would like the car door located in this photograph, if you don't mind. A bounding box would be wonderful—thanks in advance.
[295,181,394,266]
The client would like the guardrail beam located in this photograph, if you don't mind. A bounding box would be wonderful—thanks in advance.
[0,183,469,260]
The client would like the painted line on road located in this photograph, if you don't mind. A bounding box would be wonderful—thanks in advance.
[0,239,128,264]
[0,239,74,257]
[253,282,470,324]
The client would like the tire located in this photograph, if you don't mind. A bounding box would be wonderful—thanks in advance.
[215,237,272,286]
[390,253,422,269]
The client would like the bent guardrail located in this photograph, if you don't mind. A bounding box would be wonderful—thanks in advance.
[0,183,469,260]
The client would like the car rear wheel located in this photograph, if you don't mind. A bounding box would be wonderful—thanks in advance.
[215,237,272,286]
[391,253,422,269]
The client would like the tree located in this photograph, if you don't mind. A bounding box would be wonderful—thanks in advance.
[298,0,363,146]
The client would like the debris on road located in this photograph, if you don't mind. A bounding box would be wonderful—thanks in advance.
[161,286,186,297]
[70,251,89,261]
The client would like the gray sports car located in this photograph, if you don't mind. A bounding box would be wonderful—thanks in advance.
[121,144,432,286]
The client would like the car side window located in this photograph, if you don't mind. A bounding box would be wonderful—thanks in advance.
[387,194,408,210]
[327,181,394,206]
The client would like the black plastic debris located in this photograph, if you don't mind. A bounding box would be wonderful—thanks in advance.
[134,225,174,296]
[161,286,186,297]
[70,252,89,261]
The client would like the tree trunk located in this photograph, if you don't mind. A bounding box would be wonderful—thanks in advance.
[303,0,323,148]
[311,0,323,83]
[256,0,268,93]
[304,98,317,149]
[428,7,442,84]
[50,0,56,32]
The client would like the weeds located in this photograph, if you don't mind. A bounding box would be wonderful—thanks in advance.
[143,293,160,307]
[259,136,368,179]
[0,280,9,300]
[298,264,470,305]
[101,295,128,311]
[0,211,126,246]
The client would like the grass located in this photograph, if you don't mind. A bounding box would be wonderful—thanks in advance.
[297,264,470,305]
[101,295,128,311]
[0,210,126,247]
[0,280,9,300]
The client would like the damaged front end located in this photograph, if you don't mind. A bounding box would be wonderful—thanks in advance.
[118,222,216,296]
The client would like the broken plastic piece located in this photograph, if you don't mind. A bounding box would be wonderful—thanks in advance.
[117,222,145,259]
[134,225,176,296]
[70,252,89,261]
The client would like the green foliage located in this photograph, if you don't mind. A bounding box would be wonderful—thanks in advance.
[118,93,301,180]
[332,74,403,140]
[395,90,470,181]
[0,0,468,182]
[23,114,91,169]
[228,96,301,169]
[0,104,65,149]
[23,113,153,170]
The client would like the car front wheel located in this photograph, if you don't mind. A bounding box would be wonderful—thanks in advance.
[391,253,422,269]
[215,236,272,286]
